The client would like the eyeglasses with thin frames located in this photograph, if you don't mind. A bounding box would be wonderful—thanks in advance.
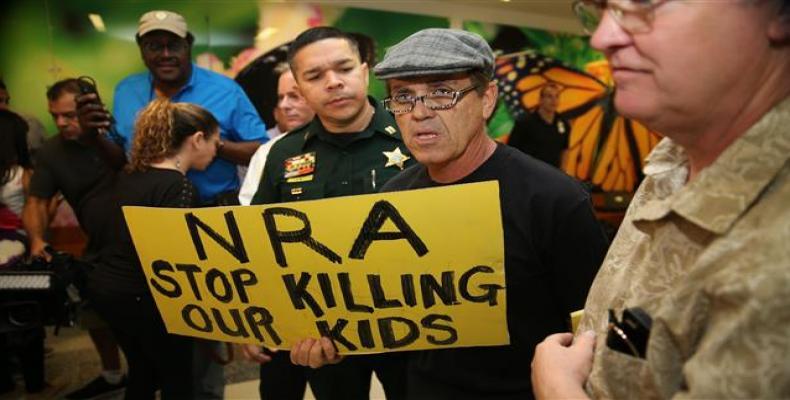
[572,0,670,35]
[384,85,478,115]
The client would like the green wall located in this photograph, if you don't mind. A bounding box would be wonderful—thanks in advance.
[1,1,598,138]
[1,0,259,134]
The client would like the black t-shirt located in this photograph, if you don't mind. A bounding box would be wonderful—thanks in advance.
[86,168,198,296]
[381,144,608,399]
[29,135,114,220]
[508,112,569,168]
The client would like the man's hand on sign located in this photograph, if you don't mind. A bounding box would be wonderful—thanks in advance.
[240,344,275,364]
[290,337,344,369]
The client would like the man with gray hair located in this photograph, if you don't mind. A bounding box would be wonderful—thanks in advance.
[532,1,790,399]
[291,28,608,399]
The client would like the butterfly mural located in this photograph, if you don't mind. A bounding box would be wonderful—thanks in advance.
[496,50,662,193]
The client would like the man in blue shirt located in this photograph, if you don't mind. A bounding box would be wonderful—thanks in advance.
[112,10,266,204]
[76,10,266,399]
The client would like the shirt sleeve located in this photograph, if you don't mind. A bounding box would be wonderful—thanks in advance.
[228,85,267,143]
[29,161,58,199]
[560,117,570,148]
[250,150,281,205]
[112,82,136,152]
[239,134,283,205]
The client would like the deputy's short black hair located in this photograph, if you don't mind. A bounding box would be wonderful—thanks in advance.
[287,27,361,70]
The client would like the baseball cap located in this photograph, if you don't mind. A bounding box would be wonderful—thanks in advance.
[137,10,189,39]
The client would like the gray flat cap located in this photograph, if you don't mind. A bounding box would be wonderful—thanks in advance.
[374,28,494,80]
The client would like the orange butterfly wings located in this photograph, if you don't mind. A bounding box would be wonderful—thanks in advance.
[496,51,661,192]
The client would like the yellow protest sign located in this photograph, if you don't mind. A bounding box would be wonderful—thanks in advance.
[123,181,507,354]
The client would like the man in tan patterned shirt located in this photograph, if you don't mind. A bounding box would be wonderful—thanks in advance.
[532,0,790,399]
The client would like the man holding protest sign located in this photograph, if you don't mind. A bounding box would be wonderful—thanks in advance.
[247,26,414,400]
[291,28,609,399]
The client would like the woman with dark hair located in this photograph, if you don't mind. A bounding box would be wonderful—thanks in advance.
[0,109,46,395]
[0,109,32,256]
[85,98,220,399]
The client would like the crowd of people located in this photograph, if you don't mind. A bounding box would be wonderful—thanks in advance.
[1,0,788,399]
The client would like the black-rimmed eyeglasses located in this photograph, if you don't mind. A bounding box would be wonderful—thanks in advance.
[384,85,478,115]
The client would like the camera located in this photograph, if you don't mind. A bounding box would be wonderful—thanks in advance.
[0,249,88,334]
[75,76,127,148]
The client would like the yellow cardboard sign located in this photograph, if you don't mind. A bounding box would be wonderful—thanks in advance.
[123,181,508,354]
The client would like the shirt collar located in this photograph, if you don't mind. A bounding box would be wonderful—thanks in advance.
[633,96,790,234]
[300,96,402,149]
[146,63,197,100]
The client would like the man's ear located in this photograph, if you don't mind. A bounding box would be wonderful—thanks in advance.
[482,82,498,120]
[768,11,790,43]
[360,62,370,88]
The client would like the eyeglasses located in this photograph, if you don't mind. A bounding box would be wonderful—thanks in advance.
[141,40,187,55]
[572,0,670,35]
[384,85,478,115]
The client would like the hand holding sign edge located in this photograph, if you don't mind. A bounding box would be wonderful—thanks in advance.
[290,337,344,369]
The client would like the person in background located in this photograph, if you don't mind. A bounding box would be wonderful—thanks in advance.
[238,62,315,205]
[507,82,569,169]
[0,110,32,234]
[81,10,266,207]
[22,79,127,400]
[531,0,790,398]
[83,98,220,399]
[0,78,48,164]
[248,26,414,400]
[0,110,45,396]
[78,11,267,396]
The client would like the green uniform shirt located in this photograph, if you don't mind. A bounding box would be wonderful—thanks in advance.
[251,97,415,204]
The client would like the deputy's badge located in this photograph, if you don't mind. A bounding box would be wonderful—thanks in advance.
[284,152,316,179]
[383,147,410,170]
[557,120,566,134]
[384,126,397,135]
